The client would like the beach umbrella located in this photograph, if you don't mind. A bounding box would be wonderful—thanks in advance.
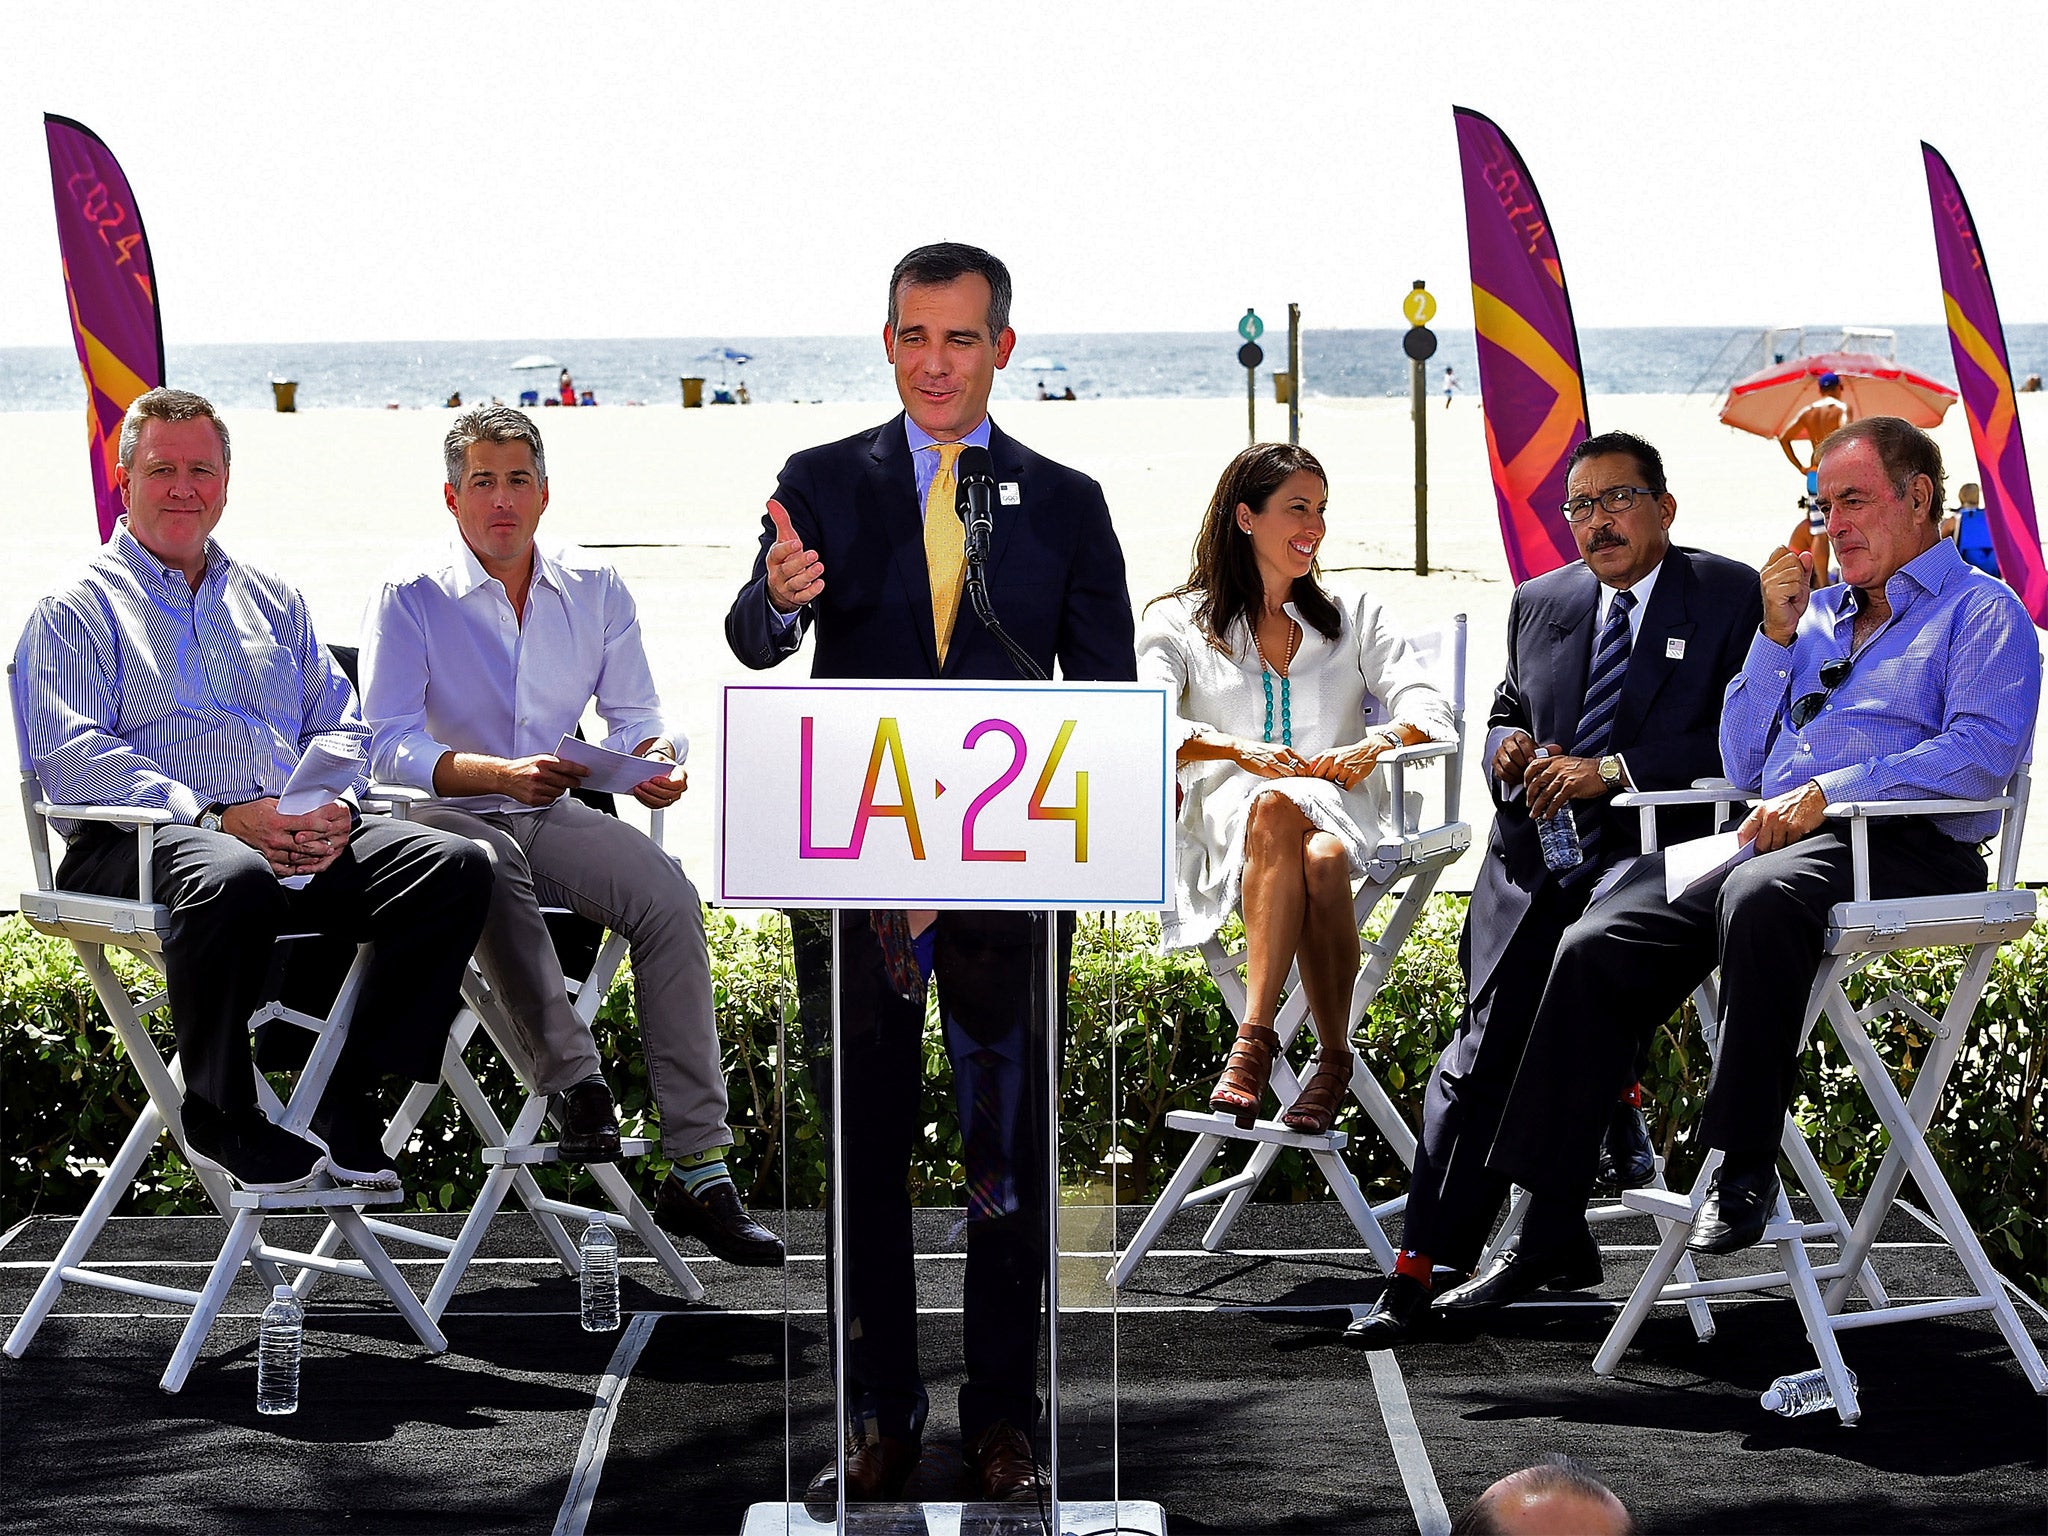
[1720,351,1957,438]
[509,354,561,370]
[703,347,753,365]
[1017,355,1067,372]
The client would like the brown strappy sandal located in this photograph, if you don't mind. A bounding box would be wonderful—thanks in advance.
[1281,1048,1354,1134]
[1210,1024,1281,1129]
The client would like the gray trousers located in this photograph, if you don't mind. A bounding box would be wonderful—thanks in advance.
[413,796,731,1159]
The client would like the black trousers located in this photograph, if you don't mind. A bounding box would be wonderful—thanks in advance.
[1403,878,1591,1272]
[1489,820,1984,1203]
[792,909,1069,1448]
[58,819,492,1118]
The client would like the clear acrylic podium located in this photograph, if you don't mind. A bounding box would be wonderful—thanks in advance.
[720,682,1172,1535]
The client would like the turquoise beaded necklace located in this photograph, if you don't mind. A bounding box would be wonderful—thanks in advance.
[1253,616,1301,747]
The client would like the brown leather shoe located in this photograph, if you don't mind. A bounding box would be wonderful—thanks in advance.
[963,1421,1049,1504]
[803,1434,919,1518]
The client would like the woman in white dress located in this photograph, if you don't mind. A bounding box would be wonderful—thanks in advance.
[1138,445,1455,1133]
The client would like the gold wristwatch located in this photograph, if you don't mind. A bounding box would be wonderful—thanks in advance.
[1598,755,1624,790]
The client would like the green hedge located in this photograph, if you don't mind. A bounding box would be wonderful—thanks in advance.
[3,905,2041,1301]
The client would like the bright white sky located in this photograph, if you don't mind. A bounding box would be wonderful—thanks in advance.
[6,0,2046,346]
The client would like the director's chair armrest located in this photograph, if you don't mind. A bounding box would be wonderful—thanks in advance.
[1824,795,2013,903]
[1383,740,1458,837]
[361,782,428,820]
[1611,781,1760,855]
[35,802,174,903]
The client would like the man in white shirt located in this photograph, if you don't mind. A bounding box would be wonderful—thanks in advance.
[358,406,781,1267]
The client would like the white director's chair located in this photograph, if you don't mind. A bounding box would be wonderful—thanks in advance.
[2,665,447,1392]
[294,793,705,1319]
[1590,771,2048,1424]
[1109,617,1472,1285]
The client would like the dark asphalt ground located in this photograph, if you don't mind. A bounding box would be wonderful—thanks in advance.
[3,1202,2044,1534]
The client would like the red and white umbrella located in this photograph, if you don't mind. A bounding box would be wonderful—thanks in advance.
[1719,351,1958,439]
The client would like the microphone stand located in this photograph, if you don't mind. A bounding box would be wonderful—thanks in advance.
[964,556,1047,681]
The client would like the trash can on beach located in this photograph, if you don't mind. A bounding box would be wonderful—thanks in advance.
[271,380,298,413]
[1273,372,1292,405]
[680,377,705,408]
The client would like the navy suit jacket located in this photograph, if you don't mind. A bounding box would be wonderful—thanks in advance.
[1466,544,1762,1000]
[724,413,1136,683]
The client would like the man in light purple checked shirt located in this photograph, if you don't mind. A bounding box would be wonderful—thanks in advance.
[1447,417,2040,1313]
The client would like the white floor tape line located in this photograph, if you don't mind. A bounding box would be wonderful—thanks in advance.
[1369,1351,1451,1536]
[552,1311,660,1536]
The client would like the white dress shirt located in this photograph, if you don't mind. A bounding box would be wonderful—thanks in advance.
[359,534,669,814]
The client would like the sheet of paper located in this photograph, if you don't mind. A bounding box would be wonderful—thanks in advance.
[1664,829,1755,903]
[277,737,365,816]
[553,732,687,795]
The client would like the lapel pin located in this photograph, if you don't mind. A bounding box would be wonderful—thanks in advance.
[999,483,1021,506]
[1666,637,1686,659]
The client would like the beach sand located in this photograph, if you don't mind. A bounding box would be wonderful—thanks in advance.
[5,391,2044,902]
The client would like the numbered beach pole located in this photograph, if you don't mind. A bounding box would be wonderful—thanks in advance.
[1286,302,1302,447]
[1239,308,1264,445]
[1403,281,1439,575]
[716,680,1171,1526]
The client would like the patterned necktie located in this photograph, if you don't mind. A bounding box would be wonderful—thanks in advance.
[1571,588,1637,758]
[923,441,966,666]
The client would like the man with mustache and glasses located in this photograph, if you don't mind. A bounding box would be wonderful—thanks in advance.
[1478,417,2038,1294]
[1350,430,1761,1343]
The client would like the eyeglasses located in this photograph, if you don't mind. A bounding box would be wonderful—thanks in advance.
[1560,485,1659,522]
[1789,656,1853,730]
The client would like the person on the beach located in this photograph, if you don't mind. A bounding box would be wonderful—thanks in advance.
[1139,443,1454,1135]
[725,241,1134,1513]
[14,387,492,1195]
[1942,480,2000,578]
[1444,364,1459,408]
[358,404,784,1269]
[1348,430,1761,1346]
[557,367,575,407]
[1780,371,1855,577]
[1469,417,2035,1306]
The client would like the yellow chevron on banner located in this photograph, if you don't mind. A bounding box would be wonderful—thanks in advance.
[1944,291,2016,454]
[1472,283,1586,503]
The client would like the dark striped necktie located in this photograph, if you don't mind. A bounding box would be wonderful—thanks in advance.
[1571,588,1637,759]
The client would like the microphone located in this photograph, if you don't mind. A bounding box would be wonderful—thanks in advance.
[954,445,997,567]
[948,444,1045,680]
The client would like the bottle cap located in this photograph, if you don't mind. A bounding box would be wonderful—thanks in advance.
[1759,1386,1785,1412]
[273,1283,295,1300]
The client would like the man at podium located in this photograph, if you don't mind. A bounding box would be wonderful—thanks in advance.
[726,242,1136,1510]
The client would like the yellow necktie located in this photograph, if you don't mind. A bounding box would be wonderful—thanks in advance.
[924,441,965,666]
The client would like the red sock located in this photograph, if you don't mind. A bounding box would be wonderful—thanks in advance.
[1622,1081,1644,1108]
[1394,1248,1434,1285]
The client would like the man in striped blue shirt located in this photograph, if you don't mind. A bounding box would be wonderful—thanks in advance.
[1463,417,2040,1307]
[15,388,492,1194]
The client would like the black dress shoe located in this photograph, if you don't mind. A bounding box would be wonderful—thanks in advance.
[1343,1272,1431,1348]
[182,1099,328,1194]
[1686,1163,1780,1255]
[1433,1226,1602,1314]
[309,1095,401,1190]
[654,1176,786,1266]
[1595,1100,1657,1193]
[552,1078,621,1162]
[803,1434,920,1518]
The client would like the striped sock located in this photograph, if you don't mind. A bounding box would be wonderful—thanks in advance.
[671,1147,734,1197]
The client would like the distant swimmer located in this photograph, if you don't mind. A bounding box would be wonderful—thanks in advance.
[1779,371,1854,584]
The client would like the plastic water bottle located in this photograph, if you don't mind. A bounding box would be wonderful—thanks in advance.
[1761,1365,1856,1417]
[579,1217,620,1333]
[1531,748,1584,872]
[256,1283,304,1416]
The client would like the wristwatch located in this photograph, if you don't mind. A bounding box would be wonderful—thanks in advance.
[1598,755,1624,790]
[198,802,227,832]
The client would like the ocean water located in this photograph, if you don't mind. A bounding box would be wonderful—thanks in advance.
[3,325,2044,414]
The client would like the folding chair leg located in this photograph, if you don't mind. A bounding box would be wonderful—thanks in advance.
[1312,1147,1396,1271]
[1780,1118,1889,1311]
[1108,1131,1227,1288]
[1594,1202,1701,1376]
[586,1161,705,1303]
[331,1207,448,1353]
[162,1207,263,1394]
[5,1099,169,1359]
[1775,1192,1863,1425]
[1201,1139,1282,1251]
[424,1163,523,1322]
